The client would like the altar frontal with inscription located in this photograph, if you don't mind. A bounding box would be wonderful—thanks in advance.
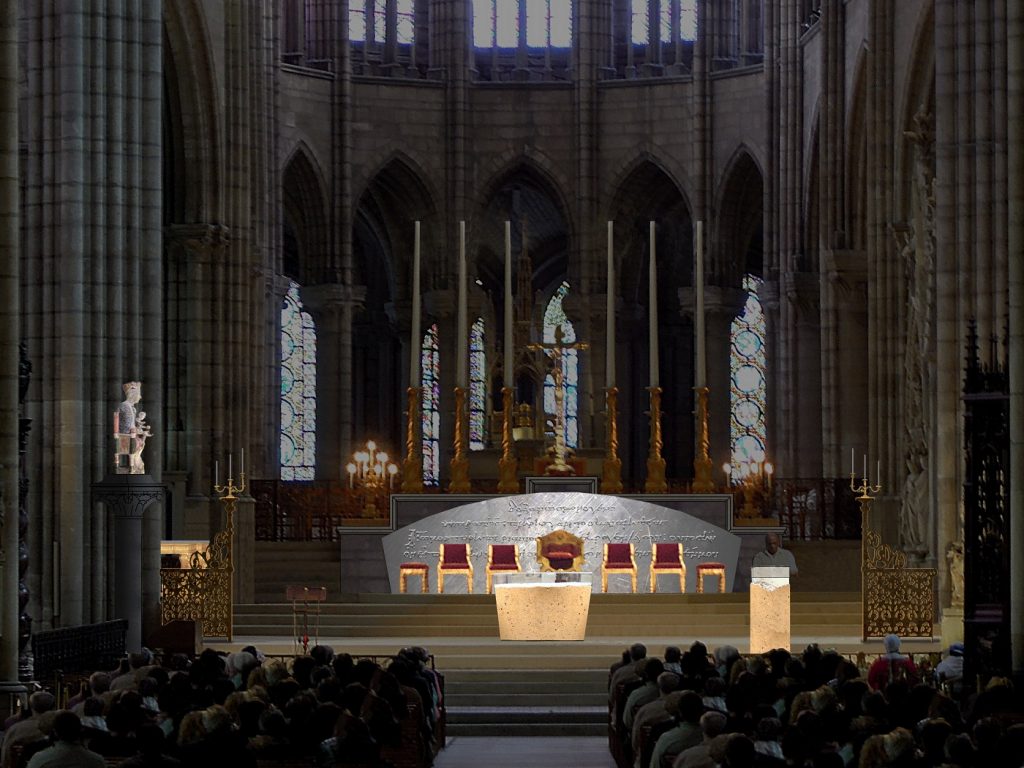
[382,492,740,594]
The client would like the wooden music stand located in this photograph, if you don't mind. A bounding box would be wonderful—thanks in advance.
[286,585,327,655]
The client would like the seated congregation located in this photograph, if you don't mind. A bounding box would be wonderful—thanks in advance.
[609,637,1023,768]
[0,645,443,768]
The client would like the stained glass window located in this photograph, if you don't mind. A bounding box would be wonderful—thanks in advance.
[472,0,572,49]
[421,324,441,486]
[631,0,649,44]
[350,0,367,42]
[680,0,697,41]
[373,0,386,42]
[542,281,579,449]
[469,318,487,451]
[730,275,767,466]
[397,0,415,44]
[281,281,317,480]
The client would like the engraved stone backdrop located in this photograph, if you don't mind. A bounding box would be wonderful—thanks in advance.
[381,492,740,594]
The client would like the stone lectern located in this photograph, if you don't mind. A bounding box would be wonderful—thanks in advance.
[749,566,790,653]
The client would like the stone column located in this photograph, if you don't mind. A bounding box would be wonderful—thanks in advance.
[0,0,19,683]
[1007,0,1024,675]
[92,478,166,652]
[303,283,366,480]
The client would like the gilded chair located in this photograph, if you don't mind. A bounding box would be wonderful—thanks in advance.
[696,561,727,593]
[649,542,686,593]
[438,543,474,593]
[601,542,637,593]
[535,529,585,572]
[485,544,522,594]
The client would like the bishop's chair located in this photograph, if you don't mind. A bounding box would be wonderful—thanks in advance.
[536,529,585,572]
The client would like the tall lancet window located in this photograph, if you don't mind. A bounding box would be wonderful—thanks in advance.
[281,281,317,480]
[421,324,441,486]
[471,0,573,80]
[469,318,487,450]
[543,281,579,449]
[730,275,767,464]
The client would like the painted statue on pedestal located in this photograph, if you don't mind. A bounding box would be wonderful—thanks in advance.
[114,381,152,474]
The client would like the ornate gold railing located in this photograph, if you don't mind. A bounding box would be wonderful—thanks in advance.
[863,529,936,638]
[160,472,240,640]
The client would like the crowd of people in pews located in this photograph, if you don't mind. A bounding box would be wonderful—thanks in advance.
[0,645,443,768]
[609,637,1023,768]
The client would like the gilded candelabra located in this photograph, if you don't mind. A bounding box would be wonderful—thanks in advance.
[851,468,885,571]
[691,386,715,492]
[724,454,774,523]
[346,441,398,517]
[601,387,623,493]
[401,387,424,493]
[644,386,667,493]
[210,464,244,642]
[497,386,518,493]
[448,387,471,492]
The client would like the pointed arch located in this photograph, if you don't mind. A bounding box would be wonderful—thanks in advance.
[283,143,330,284]
[163,0,222,223]
[714,146,765,285]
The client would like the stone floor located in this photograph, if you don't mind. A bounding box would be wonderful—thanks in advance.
[433,736,617,768]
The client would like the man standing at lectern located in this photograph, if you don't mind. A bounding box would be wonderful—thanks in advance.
[752,533,798,575]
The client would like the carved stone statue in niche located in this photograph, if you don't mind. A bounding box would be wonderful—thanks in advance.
[114,381,152,474]
[947,539,965,608]
[897,106,936,560]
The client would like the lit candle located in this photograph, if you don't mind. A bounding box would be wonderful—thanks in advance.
[457,221,468,388]
[504,221,513,389]
[346,463,356,489]
[648,220,659,388]
[607,221,615,388]
[695,220,706,389]
[410,221,421,387]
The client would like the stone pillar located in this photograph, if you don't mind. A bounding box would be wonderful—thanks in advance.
[92,477,166,652]
[0,0,19,683]
[1007,0,1024,675]
[302,283,366,480]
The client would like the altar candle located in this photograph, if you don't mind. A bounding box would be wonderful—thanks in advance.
[695,220,706,389]
[850,448,855,476]
[504,221,513,388]
[862,454,867,482]
[876,460,880,485]
[607,221,615,388]
[241,448,245,478]
[457,221,468,388]
[410,221,421,386]
[648,221,659,388]
[229,453,232,481]
[215,460,219,487]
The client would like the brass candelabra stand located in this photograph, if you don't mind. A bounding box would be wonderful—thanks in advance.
[401,386,424,493]
[644,386,667,493]
[497,387,519,493]
[448,386,471,493]
[601,387,623,493]
[691,386,715,492]
[211,469,244,642]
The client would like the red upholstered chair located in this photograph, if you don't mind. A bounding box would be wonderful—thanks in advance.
[438,543,474,593]
[535,529,585,572]
[601,542,637,593]
[696,562,727,593]
[485,544,522,594]
[649,542,686,593]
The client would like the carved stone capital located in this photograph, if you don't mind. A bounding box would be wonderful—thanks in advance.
[165,223,231,265]
[822,250,868,296]
[300,283,367,318]
[782,272,821,315]
[677,286,748,321]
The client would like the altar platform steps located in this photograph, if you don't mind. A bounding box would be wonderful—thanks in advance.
[231,592,864,640]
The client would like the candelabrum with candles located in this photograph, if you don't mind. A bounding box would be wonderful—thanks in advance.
[723,452,774,523]
[346,441,398,518]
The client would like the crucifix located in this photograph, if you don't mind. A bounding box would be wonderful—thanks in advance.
[528,325,589,475]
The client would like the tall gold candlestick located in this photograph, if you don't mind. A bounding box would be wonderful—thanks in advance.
[644,386,667,493]
[691,386,714,492]
[211,469,244,642]
[601,387,623,493]
[448,386,471,493]
[401,386,424,492]
[497,386,518,493]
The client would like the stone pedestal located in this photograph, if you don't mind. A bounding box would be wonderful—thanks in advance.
[750,566,791,652]
[92,475,166,651]
[494,574,592,640]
